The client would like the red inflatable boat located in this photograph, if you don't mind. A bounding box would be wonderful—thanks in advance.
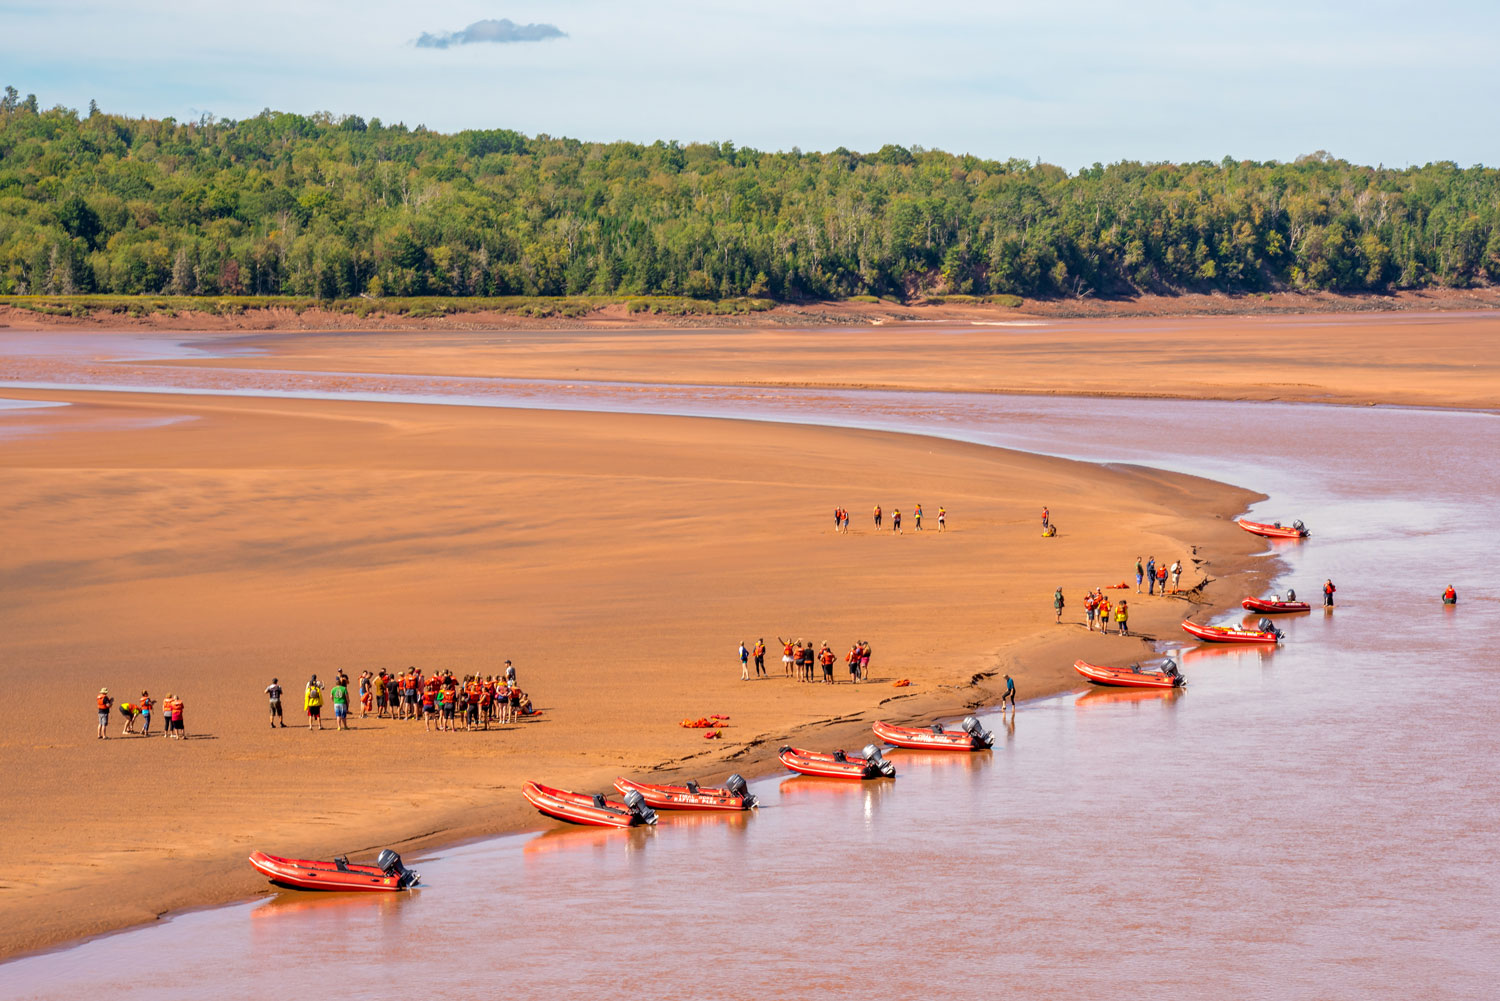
[522,781,657,828]
[248,850,419,892]
[1237,519,1309,540]
[1181,619,1283,644]
[779,744,895,780]
[1241,596,1312,613]
[1073,659,1185,689]
[613,775,758,811]
[872,716,993,750]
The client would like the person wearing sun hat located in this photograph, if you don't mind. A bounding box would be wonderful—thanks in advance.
[97,688,113,739]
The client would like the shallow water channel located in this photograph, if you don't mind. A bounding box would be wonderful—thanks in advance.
[3,334,1498,999]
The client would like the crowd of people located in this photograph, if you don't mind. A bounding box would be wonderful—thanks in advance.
[284,663,537,732]
[737,637,875,683]
[95,688,186,738]
[833,504,946,534]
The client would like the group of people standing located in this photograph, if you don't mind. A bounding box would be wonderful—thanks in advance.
[1135,556,1184,594]
[94,688,185,738]
[739,637,874,683]
[840,504,945,534]
[272,663,533,733]
[1083,590,1131,635]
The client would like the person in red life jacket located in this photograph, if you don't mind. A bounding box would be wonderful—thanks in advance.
[778,637,795,678]
[819,642,836,683]
[1323,578,1336,607]
[97,688,113,739]
[1443,585,1457,605]
[753,639,767,678]
[1041,506,1050,529]
[847,643,861,682]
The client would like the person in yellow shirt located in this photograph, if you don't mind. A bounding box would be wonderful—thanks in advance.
[304,675,325,731]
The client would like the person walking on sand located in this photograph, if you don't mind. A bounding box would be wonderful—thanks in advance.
[139,691,154,736]
[892,509,902,534]
[1001,674,1016,709]
[754,638,767,678]
[1170,559,1183,594]
[873,505,882,530]
[170,694,186,739]
[833,507,842,533]
[1041,506,1050,530]
[1054,587,1066,624]
[1135,557,1144,593]
[304,675,324,731]
[1156,563,1168,594]
[914,504,923,531]
[1146,556,1157,595]
[938,507,946,532]
[97,688,112,739]
[1084,590,1096,631]
[331,676,350,730]
[1116,600,1130,637]
[1323,578,1337,608]
[1098,595,1112,635]
[739,641,751,681]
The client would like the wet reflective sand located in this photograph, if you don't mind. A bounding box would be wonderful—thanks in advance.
[3,333,1498,999]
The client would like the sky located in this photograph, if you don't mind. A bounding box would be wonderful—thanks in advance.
[3,0,1497,169]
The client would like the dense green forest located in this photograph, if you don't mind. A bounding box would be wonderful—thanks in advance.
[1,86,1497,301]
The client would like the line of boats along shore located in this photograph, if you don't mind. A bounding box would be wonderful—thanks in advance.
[246,515,1455,891]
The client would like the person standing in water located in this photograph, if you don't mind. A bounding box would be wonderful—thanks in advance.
[1443,585,1457,604]
[1054,587,1066,624]
[1323,578,1337,607]
[1001,674,1016,709]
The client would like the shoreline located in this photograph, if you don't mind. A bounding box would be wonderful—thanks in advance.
[0,383,1270,962]
[3,286,1500,336]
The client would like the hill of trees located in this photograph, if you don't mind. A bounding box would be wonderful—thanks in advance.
[2,86,1497,301]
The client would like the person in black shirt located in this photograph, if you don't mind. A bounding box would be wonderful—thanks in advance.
[266,678,285,728]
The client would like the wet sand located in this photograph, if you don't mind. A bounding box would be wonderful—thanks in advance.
[0,374,1263,959]
[144,310,1500,410]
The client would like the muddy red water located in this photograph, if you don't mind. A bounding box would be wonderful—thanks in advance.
[3,334,1498,999]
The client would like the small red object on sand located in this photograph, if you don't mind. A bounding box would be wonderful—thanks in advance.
[891,679,911,688]
[704,729,722,739]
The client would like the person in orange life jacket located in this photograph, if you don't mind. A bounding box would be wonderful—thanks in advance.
[138,691,154,736]
[1323,578,1336,607]
[753,639,767,678]
[97,688,113,739]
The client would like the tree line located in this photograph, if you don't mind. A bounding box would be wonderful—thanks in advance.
[2,86,1497,301]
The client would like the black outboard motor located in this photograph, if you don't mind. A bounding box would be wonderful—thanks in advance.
[622,788,657,825]
[1292,519,1306,535]
[376,849,420,888]
[1161,659,1183,685]
[960,714,994,747]
[861,743,896,778]
[1257,618,1283,639]
[724,773,757,808]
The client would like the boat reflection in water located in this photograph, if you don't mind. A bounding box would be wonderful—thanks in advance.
[1179,643,1275,668]
[1074,686,1185,710]
[882,745,996,775]
[521,822,655,859]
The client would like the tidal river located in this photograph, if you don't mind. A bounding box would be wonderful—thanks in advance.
[3,335,1498,1000]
